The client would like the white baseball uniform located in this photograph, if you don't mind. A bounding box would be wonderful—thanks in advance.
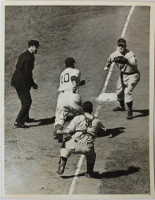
[105,48,140,103]
[54,67,83,127]
[60,112,106,163]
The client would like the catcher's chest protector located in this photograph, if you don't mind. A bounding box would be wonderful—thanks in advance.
[83,115,95,138]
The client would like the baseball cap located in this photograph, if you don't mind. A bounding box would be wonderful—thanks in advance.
[117,38,126,46]
[28,40,40,48]
[65,57,76,67]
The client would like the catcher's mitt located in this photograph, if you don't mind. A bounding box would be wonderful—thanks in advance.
[114,56,128,64]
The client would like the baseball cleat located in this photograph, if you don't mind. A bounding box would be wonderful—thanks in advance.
[127,111,133,119]
[57,165,65,175]
[85,172,92,178]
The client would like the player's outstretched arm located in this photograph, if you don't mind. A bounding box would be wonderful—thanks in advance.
[104,56,113,71]
[57,128,72,135]
[79,80,86,86]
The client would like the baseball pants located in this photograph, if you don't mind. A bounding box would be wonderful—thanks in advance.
[116,72,140,103]
[60,137,96,164]
[54,91,83,127]
[15,89,32,124]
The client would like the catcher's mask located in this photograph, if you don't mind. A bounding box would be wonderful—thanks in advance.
[65,57,76,68]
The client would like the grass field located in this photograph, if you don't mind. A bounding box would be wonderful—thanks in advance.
[3,4,154,198]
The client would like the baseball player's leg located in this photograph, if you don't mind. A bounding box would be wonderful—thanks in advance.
[54,93,69,135]
[54,106,69,128]
[85,149,96,178]
[15,89,32,125]
[54,93,68,127]
[125,74,140,119]
[54,93,69,142]
[74,141,97,177]
[113,76,125,111]
[57,142,72,175]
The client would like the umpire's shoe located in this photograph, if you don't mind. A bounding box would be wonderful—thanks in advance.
[14,122,29,128]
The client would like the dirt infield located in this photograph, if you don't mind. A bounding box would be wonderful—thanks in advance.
[3,5,152,197]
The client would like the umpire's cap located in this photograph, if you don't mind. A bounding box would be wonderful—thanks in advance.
[28,40,40,48]
[117,38,127,46]
[83,101,93,113]
[65,57,76,67]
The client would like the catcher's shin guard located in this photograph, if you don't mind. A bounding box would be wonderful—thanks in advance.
[57,157,67,175]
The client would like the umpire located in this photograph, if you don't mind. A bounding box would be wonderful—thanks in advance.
[11,40,40,128]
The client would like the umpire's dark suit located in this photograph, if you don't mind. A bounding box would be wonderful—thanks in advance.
[11,50,37,125]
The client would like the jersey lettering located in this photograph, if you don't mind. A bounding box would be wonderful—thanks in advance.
[64,73,69,82]
[61,73,70,84]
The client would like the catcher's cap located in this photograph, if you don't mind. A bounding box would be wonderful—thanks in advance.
[117,38,126,46]
[28,40,40,48]
[65,57,76,67]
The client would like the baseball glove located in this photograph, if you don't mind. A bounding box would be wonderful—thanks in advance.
[114,56,128,64]
[79,80,86,86]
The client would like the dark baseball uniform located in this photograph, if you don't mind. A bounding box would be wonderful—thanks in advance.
[11,50,36,124]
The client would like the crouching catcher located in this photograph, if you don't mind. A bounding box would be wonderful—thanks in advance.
[56,101,106,177]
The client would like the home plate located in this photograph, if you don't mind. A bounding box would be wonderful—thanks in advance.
[97,93,117,102]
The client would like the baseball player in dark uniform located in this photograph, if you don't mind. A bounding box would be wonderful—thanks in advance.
[104,38,140,119]
[11,40,40,128]
[56,101,106,177]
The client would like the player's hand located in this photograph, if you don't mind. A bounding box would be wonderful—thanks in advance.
[104,66,108,71]
[33,83,38,89]
[79,80,86,86]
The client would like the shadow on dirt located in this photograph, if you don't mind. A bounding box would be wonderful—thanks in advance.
[98,127,125,138]
[133,109,149,118]
[27,115,74,127]
[61,166,140,179]
[27,117,55,127]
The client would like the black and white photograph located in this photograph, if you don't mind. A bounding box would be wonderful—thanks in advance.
[1,1,155,199]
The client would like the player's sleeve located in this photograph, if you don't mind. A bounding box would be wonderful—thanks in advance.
[127,51,137,67]
[66,116,78,134]
[105,52,116,68]
[70,70,81,92]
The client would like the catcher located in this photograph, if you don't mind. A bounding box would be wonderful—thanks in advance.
[56,101,106,177]
[104,38,140,119]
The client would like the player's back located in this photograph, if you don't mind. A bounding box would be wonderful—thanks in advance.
[58,67,80,92]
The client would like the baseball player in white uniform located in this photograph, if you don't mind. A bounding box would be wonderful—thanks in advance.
[56,101,106,177]
[104,38,140,119]
[54,57,85,142]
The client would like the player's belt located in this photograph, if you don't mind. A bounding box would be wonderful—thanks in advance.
[121,71,138,75]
